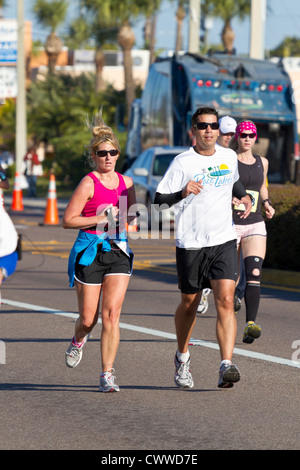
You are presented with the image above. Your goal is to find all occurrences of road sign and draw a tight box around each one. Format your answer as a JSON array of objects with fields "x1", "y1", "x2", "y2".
[
  {"x1": 0, "y1": 19, "x2": 17, "y2": 65},
  {"x1": 0, "y1": 66, "x2": 17, "y2": 98}
]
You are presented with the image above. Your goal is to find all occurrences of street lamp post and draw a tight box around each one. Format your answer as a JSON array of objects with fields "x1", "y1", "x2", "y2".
[
  {"x1": 250, "y1": 0, "x2": 266, "y2": 60},
  {"x1": 16, "y1": 0, "x2": 27, "y2": 175}
]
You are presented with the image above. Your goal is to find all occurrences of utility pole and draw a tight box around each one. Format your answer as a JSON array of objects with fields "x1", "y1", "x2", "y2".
[
  {"x1": 16, "y1": 0, "x2": 27, "y2": 174},
  {"x1": 188, "y1": 0, "x2": 201, "y2": 54},
  {"x1": 250, "y1": 0, "x2": 266, "y2": 60}
]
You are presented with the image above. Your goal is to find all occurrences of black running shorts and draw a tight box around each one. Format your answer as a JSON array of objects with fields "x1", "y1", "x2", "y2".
[
  {"x1": 75, "y1": 244, "x2": 133, "y2": 285},
  {"x1": 176, "y1": 239, "x2": 238, "y2": 294}
]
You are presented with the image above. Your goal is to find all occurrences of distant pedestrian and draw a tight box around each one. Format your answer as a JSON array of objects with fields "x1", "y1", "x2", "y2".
[
  {"x1": 63, "y1": 110, "x2": 137, "y2": 392},
  {"x1": 216, "y1": 116, "x2": 237, "y2": 149},
  {"x1": 24, "y1": 146, "x2": 41, "y2": 198}
]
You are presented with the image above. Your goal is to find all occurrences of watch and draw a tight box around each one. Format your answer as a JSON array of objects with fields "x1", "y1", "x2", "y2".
[{"x1": 262, "y1": 198, "x2": 272, "y2": 207}]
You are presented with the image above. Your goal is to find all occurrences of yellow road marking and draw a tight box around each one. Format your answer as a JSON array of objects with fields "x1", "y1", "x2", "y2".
[{"x1": 22, "y1": 240, "x2": 177, "y2": 273}]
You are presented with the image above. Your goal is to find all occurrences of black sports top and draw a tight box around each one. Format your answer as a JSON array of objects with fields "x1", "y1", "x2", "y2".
[{"x1": 233, "y1": 154, "x2": 264, "y2": 226}]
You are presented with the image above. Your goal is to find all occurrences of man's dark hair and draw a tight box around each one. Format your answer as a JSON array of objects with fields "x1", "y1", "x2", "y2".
[{"x1": 192, "y1": 107, "x2": 219, "y2": 126}]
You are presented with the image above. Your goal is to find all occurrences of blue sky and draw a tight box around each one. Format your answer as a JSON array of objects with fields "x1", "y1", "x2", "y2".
[{"x1": 2, "y1": 0, "x2": 300, "y2": 55}]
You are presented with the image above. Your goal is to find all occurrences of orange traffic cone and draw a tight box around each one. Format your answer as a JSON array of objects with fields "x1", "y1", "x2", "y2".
[
  {"x1": 11, "y1": 172, "x2": 24, "y2": 211},
  {"x1": 43, "y1": 174, "x2": 59, "y2": 225}
]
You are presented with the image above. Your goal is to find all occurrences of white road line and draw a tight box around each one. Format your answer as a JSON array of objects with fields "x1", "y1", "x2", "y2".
[{"x1": 2, "y1": 298, "x2": 300, "y2": 369}]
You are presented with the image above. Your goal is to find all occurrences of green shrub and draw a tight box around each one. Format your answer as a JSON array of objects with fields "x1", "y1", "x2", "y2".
[{"x1": 264, "y1": 184, "x2": 300, "y2": 271}]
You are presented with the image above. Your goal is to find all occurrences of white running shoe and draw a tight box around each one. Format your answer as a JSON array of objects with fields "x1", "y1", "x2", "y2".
[
  {"x1": 197, "y1": 288, "x2": 211, "y2": 314},
  {"x1": 174, "y1": 354, "x2": 194, "y2": 389},
  {"x1": 65, "y1": 335, "x2": 89, "y2": 368},
  {"x1": 99, "y1": 369, "x2": 120, "y2": 392},
  {"x1": 234, "y1": 295, "x2": 242, "y2": 314},
  {"x1": 218, "y1": 361, "x2": 241, "y2": 388}
]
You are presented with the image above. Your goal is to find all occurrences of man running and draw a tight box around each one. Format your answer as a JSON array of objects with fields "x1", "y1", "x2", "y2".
[{"x1": 155, "y1": 106, "x2": 252, "y2": 389}]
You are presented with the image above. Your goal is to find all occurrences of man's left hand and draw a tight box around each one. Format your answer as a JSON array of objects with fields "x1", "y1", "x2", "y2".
[{"x1": 238, "y1": 195, "x2": 252, "y2": 219}]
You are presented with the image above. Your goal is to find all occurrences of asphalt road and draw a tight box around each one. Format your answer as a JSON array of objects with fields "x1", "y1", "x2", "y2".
[{"x1": 0, "y1": 201, "x2": 299, "y2": 452}]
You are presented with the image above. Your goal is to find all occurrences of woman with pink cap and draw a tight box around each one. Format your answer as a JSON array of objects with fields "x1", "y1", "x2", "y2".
[{"x1": 230, "y1": 120, "x2": 275, "y2": 344}]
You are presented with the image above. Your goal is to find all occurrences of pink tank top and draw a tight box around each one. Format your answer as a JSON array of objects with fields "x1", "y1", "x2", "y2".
[{"x1": 81, "y1": 172, "x2": 128, "y2": 234}]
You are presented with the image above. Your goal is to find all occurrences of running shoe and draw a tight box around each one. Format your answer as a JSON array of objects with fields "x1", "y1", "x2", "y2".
[
  {"x1": 174, "y1": 354, "x2": 194, "y2": 389},
  {"x1": 197, "y1": 288, "x2": 211, "y2": 314},
  {"x1": 218, "y1": 361, "x2": 241, "y2": 388},
  {"x1": 65, "y1": 334, "x2": 89, "y2": 368},
  {"x1": 234, "y1": 295, "x2": 242, "y2": 314},
  {"x1": 99, "y1": 369, "x2": 120, "y2": 392},
  {"x1": 243, "y1": 322, "x2": 262, "y2": 344}
]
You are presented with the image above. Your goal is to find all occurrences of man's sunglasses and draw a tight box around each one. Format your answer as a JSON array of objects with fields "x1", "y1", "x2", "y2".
[
  {"x1": 193, "y1": 122, "x2": 219, "y2": 130},
  {"x1": 239, "y1": 133, "x2": 257, "y2": 139},
  {"x1": 95, "y1": 149, "x2": 119, "y2": 157}
]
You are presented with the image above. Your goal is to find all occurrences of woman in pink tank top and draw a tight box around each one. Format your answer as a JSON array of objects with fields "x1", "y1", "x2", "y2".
[{"x1": 63, "y1": 111, "x2": 137, "y2": 392}]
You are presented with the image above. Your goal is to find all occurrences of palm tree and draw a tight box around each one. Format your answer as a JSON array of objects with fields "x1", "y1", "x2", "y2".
[
  {"x1": 117, "y1": 19, "x2": 136, "y2": 115},
  {"x1": 204, "y1": 0, "x2": 251, "y2": 54},
  {"x1": 270, "y1": 37, "x2": 300, "y2": 58},
  {"x1": 32, "y1": 0, "x2": 69, "y2": 73},
  {"x1": 67, "y1": 1, "x2": 118, "y2": 92},
  {"x1": 143, "y1": 0, "x2": 162, "y2": 64},
  {"x1": 0, "y1": 0, "x2": 6, "y2": 18},
  {"x1": 69, "y1": 1, "x2": 162, "y2": 116},
  {"x1": 109, "y1": 0, "x2": 162, "y2": 118}
]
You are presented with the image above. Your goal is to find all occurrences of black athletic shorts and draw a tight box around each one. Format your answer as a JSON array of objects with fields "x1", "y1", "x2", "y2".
[
  {"x1": 176, "y1": 239, "x2": 238, "y2": 294},
  {"x1": 75, "y1": 244, "x2": 133, "y2": 285}
]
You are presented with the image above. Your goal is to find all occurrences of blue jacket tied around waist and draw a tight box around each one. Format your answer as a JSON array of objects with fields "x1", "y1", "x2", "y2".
[{"x1": 68, "y1": 229, "x2": 127, "y2": 287}]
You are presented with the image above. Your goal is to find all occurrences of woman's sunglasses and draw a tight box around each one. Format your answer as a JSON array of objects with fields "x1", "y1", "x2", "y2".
[
  {"x1": 193, "y1": 122, "x2": 219, "y2": 130},
  {"x1": 95, "y1": 149, "x2": 119, "y2": 157},
  {"x1": 239, "y1": 133, "x2": 257, "y2": 139}
]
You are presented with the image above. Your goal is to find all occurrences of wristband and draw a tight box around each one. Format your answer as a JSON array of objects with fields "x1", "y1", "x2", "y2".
[{"x1": 262, "y1": 198, "x2": 272, "y2": 207}]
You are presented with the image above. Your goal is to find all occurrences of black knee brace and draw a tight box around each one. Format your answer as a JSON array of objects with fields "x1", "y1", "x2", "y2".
[{"x1": 244, "y1": 256, "x2": 263, "y2": 283}]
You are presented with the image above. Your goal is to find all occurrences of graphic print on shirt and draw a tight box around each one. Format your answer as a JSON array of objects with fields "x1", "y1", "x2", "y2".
[{"x1": 194, "y1": 163, "x2": 234, "y2": 187}]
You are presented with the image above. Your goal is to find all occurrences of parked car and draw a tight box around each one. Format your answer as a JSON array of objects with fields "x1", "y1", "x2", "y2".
[{"x1": 125, "y1": 146, "x2": 188, "y2": 228}]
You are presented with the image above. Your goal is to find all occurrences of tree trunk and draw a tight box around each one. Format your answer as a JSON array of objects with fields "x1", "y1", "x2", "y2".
[
  {"x1": 175, "y1": 5, "x2": 186, "y2": 54},
  {"x1": 117, "y1": 21, "x2": 136, "y2": 121},
  {"x1": 95, "y1": 48, "x2": 105, "y2": 92},
  {"x1": 149, "y1": 15, "x2": 157, "y2": 65},
  {"x1": 221, "y1": 19, "x2": 235, "y2": 54},
  {"x1": 45, "y1": 32, "x2": 63, "y2": 74},
  {"x1": 144, "y1": 16, "x2": 151, "y2": 48}
]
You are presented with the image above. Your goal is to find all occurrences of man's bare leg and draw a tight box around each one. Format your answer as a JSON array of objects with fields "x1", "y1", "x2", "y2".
[{"x1": 210, "y1": 278, "x2": 240, "y2": 388}]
